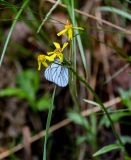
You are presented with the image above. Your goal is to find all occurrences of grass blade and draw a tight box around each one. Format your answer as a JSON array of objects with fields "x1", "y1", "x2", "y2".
[
  {"x1": 37, "y1": 0, "x2": 61, "y2": 33},
  {"x1": 93, "y1": 144, "x2": 122, "y2": 157},
  {"x1": 43, "y1": 85, "x2": 56, "y2": 160},
  {"x1": 98, "y1": 6, "x2": 131, "y2": 20},
  {"x1": 0, "y1": 0, "x2": 29, "y2": 67}
]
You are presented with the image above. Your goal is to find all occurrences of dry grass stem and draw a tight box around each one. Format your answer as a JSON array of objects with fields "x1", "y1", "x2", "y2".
[
  {"x1": 46, "y1": 0, "x2": 131, "y2": 35},
  {"x1": 0, "y1": 97, "x2": 121, "y2": 159}
]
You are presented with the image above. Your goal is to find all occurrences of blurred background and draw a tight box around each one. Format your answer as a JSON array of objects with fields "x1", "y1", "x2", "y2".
[{"x1": 0, "y1": 0, "x2": 131, "y2": 159}]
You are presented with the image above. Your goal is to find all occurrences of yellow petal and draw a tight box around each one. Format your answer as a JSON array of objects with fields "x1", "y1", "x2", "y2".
[
  {"x1": 73, "y1": 27, "x2": 84, "y2": 30},
  {"x1": 53, "y1": 42, "x2": 60, "y2": 49},
  {"x1": 42, "y1": 62, "x2": 48, "y2": 68},
  {"x1": 45, "y1": 54, "x2": 56, "y2": 62},
  {"x1": 68, "y1": 28, "x2": 73, "y2": 40},
  {"x1": 62, "y1": 42, "x2": 68, "y2": 51},
  {"x1": 38, "y1": 55, "x2": 45, "y2": 62},
  {"x1": 47, "y1": 51, "x2": 54, "y2": 55},
  {"x1": 58, "y1": 53, "x2": 63, "y2": 62},
  {"x1": 57, "y1": 28, "x2": 67, "y2": 36},
  {"x1": 38, "y1": 61, "x2": 41, "y2": 71}
]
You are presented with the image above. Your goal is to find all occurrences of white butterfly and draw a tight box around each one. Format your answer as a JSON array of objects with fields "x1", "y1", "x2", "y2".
[{"x1": 44, "y1": 60, "x2": 69, "y2": 87}]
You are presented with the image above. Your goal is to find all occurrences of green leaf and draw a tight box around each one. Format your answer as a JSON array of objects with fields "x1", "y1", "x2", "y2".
[
  {"x1": 67, "y1": 111, "x2": 90, "y2": 129},
  {"x1": 0, "y1": 69, "x2": 41, "y2": 110},
  {"x1": 126, "y1": 0, "x2": 131, "y2": 3},
  {"x1": 77, "y1": 136, "x2": 87, "y2": 145},
  {"x1": 90, "y1": 113, "x2": 97, "y2": 136},
  {"x1": 124, "y1": 156, "x2": 131, "y2": 160},
  {"x1": 100, "y1": 111, "x2": 131, "y2": 127},
  {"x1": 120, "y1": 136, "x2": 131, "y2": 144},
  {"x1": 98, "y1": 6, "x2": 131, "y2": 20},
  {"x1": 0, "y1": 88, "x2": 27, "y2": 98},
  {"x1": 36, "y1": 95, "x2": 52, "y2": 111},
  {"x1": 118, "y1": 88, "x2": 131, "y2": 109},
  {"x1": 93, "y1": 144, "x2": 122, "y2": 157},
  {"x1": 16, "y1": 70, "x2": 39, "y2": 103},
  {"x1": 17, "y1": 70, "x2": 39, "y2": 92}
]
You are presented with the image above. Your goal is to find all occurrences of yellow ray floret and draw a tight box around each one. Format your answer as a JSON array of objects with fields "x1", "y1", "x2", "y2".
[
  {"x1": 57, "y1": 19, "x2": 84, "y2": 40},
  {"x1": 37, "y1": 54, "x2": 48, "y2": 70}
]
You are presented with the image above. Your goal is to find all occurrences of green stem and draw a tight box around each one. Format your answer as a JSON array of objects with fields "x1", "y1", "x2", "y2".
[
  {"x1": 0, "y1": 0, "x2": 29, "y2": 67},
  {"x1": 43, "y1": 85, "x2": 57, "y2": 160},
  {"x1": 69, "y1": 67, "x2": 124, "y2": 148},
  {"x1": 69, "y1": 41, "x2": 80, "y2": 110}
]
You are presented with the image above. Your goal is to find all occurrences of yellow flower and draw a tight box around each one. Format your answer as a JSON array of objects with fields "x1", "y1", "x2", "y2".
[
  {"x1": 46, "y1": 42, "x2": 68, "y2": 62},
  {"x1": 37, "y1": 54, "x2": 48, "y2": 70},
  {"x1": 37, "y1": 42, "x2": 68, "y2": 70},
  {"x1": 57, "y1": 19, "x2": 84, "y2": 40}
]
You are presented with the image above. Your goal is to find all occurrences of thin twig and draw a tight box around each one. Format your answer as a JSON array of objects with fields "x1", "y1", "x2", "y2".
[
  {"x1": 105, "y1": 63, "x2": 130, "y2": 84},
  {"x1": 46, "y1": 0, "x2": 131, "y2": 35},
  {"x1": 37, "y1": 0, "x2": 61, "y2": 33},
  {"x1": 0, "y1": 97, "x2": 121, "y2": 159}
]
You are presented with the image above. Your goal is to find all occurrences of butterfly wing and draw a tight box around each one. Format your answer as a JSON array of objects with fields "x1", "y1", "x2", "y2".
[
  {"x1": 44, "y1": 62, "x2": 69, "y2": 87},
  {"x1": 44, "y1": 63, "x2": 59, "y2": 82},
  {"x1": 54, "y1": 65, "x2": 68, "y2": 87}
]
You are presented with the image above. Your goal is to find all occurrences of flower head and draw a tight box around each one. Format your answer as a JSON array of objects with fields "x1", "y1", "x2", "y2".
[
  {"x1": 37, "y1": 54, "x2": 48, "y2": 70},
  {"x1": 57, "y1": 19, "x2": 84, "y2": 40},
  {"x1": 46, "y1": 42, "x2": 68, "y2": 62}
]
